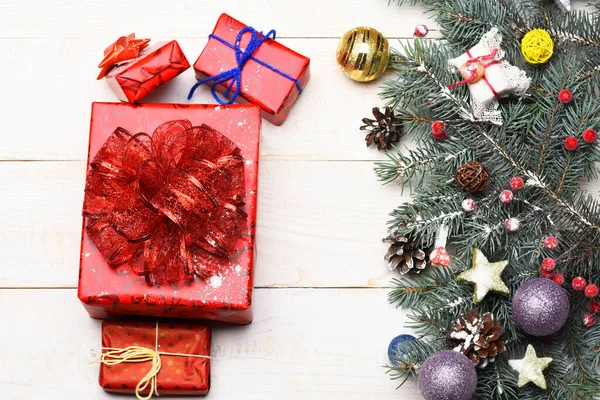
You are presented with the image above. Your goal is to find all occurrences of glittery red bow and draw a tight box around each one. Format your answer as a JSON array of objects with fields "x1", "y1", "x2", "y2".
[
  {"x1": 97, "y1": 33, "x2": 151, "y2": 80},
  {"x1": 83, "y1": 120, "x2": 247, "y2": 285}
]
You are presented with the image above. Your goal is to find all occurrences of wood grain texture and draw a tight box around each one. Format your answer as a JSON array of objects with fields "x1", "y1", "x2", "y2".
[
  {"x1": 0, "y1": 160, "x2": 409, "y2": 288},
  {"x1": 0, "y1": 37, "x2": 405, "y2": 161},
  {"x1": 0, "y1": 288, "x2": 421, "y2": 399},
  {"x1": 0, "y1": 1, "x2": 435, "y2": 39},
  {"x1": 0, "y1": 1, "x2": 435, "y2": 398}
]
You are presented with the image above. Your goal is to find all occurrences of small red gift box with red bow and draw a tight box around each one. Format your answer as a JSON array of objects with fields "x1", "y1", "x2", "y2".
[
  {"x1": 98, "y1": 320, "x2": 210, "y2": 396},
  {"x1": 191, "y1": 13, "x2": 310, "y2": 125},
  {"x1": 98, "y1": 35, "x2": 190, "y2": 103},
  {"x1": 78, "y1": 102, "x2": 260, "y2": 324}
]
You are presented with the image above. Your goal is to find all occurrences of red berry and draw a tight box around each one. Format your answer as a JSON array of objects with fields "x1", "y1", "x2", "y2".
[
  {"x1": 572, "y1": 277, "x2": 587, "y2": 291},
  {"x1": 510, "y1": 176, "x2": 524, "y2": 190},
  {"x1": 590, "y1": 301, "x2": 600, "y2": 313},
  {"x1": 585, "y1": 284, "x2": 599, "y2": 298},
  {"x1": 499, "y1": 190, "x2": 514, "y2": 204},
  {"x1": 564, "y1": 136, "x2": 579, "y2": 151},
  {"x1": 558, "y1": 89, "x2": 573, "y2": 104},
  {"x1": 543, "y1": 236, "x2": 559, "y2": 250},
  {"x1": 541, "y1": 257, "x2": 556, "y2": 272},
  {"x1": 414, "y1": 24, "x2": 429, "y2": 38},
  {"x1": 552, "y1": 273, "x2": 565, "y2": 285},
  {"x1": 432, "y1": 121, "x2": 446, "y2": 140},
  {"x1": 583, "y1": 128, "x2": 598, "y2": 144},
  {"x1": 583, "y1": 312, "x2": 598, "y2": 327},
  {"x1": 461, "y1": 198, "x2": 476, "y2": 213},
  {"x1": 539, "y1": 267, "x2": 554, "y2": 278},
  {"x1": 505, "y1": 217, "x2": 520, "y2": 232}
]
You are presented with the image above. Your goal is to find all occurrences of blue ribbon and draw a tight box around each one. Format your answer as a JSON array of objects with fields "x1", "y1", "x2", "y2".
[{"x1": 187, "y1": 26, "x2": 303, "y2": 105}]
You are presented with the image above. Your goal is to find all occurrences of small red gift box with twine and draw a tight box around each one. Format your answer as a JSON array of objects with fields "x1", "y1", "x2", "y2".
[{"x1": 93, "y1": 320, "x2": 210, "y2": 398}]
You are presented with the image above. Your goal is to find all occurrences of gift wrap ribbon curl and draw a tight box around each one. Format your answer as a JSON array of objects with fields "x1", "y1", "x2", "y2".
[
  {"x1": 91, "y1": 322, "x2": 210, "y2": 400},
  {"x1": 187, "y1": 26, "x2": 303, "y2": 104},
  {"x1": 448, "y1": 48, "x2": 501, "y2": 99},
  {"x1": 83, "y1": 119, "x2": 248, "y2": 285}
]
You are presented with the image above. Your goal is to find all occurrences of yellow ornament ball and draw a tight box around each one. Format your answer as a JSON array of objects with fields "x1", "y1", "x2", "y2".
[
  {"x1": 521, "y1": 29, "x2": 554, "y2": 64},
  {"x1": 336, "y1": 27, "x2": 390, "y2": 82}
]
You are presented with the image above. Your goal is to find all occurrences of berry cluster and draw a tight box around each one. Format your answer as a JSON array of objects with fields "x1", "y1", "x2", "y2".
[
  {"x1": 572, "y1": 277, "x2": 600, "y2": 327},
  {"x1": 538, "y1": 236, "x2": 564, "y2": 285},
  {"x1": 500, "y1": 177, "x2": 524, "y2": 232},
  {"x1": 558, "y1": 89, "x2": 598, "y2": 151},
  {"x1": 584, "y1": 302, "x2": 600, "y2": 328}
]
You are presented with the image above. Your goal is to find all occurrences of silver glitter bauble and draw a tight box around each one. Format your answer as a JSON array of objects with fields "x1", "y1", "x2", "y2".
[
  {"x1": 512, "y1": 278, "x2": 569, "y2": 336},
  {"x1": 418, "y1": 350, "x2": 477, "y2": 400}
]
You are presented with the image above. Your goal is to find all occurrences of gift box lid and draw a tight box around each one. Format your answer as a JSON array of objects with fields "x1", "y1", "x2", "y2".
[{"x1": 78, "y1": 102, "x2": 260, "y2": 324}]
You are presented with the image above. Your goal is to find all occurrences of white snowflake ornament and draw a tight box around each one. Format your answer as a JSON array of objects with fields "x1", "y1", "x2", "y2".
[{"x1": 448, "y1": 28, "x2": 531, "y2": 125}]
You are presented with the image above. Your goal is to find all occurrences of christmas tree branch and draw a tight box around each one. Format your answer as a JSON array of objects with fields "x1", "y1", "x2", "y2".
[{"x1": 536, "y1": 103, "x2": 562, "y2": 174}]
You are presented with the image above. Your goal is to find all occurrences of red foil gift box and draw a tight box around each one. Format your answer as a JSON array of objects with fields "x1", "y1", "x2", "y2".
[
  {"x1": 78, "y1": 102, "x2": 260, "y2": 324},
  {"x1": 98, "y1": 320, "x2": 210, "y2": 396},
  {"x1": 192, "y1": 13, "x2": 310, "y2": 126},
  {"x1": 101, "y1": 39, "x2": 190, "y2": 103}
]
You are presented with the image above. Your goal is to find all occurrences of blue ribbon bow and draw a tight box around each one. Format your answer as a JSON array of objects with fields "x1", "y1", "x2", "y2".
[{"x1": 187, "y1": 26, "x2": 303, "y2": 104}]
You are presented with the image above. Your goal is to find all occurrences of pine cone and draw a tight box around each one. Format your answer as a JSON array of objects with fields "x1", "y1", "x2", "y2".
[
  {"x1": 383, "y1": 233, "x2": 427, "y2": 274},
  {"x1": 447, "y1": 310, "x2": 505, "y2": 368},
  {"x1": 360, "y1": 107, "x2": 403, "y2": 150}
]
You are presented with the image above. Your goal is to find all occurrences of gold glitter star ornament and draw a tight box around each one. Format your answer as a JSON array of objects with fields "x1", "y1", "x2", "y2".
[
  {"x1": 509, "y1": 345, "x2": 552, "y2": 389},
  {"x1": 457, "y1": 249, "x2": 510, "y2": 303}
]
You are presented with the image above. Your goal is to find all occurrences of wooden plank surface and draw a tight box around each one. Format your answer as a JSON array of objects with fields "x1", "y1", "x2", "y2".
[
  {"x1": 0, "y1": 38, "x2": 399, "y2": 161},
  {"x1": 0, "y1": 1, "x2": 434, "y2": 39},
  {"x1": 0, "y1": 160, "x2": 408, "y2": 288},
  {"x1": 0, "y1": 0, "x2": 435, "y2": 398},
  {"x1": 0, "y1": 288, "x2": 421, "y2": 400}
]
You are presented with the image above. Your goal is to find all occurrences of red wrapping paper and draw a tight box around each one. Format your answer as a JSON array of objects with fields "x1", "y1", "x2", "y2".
[
  {"x1": 99, "y1": 320, "x2": 210, "y2": 396},
  {"x1": 104, "y1": 40, "x2": 190, "y2": 103},
  {"x1": 193, "y1": 13, "x2": 310, "y2": 126},
  {"x1": 78, "y1": 102, "x2": 260, "y2": 324}
]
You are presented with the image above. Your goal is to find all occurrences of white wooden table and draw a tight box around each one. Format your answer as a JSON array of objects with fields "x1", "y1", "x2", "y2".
[{"x1": 0, "y1": 1, "x2": 435, "y2": 398}]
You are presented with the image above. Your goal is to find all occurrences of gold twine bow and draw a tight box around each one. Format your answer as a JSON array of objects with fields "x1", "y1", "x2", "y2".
[{"x1": 91, "y1": 322, "x2": 210, "y2": 400}]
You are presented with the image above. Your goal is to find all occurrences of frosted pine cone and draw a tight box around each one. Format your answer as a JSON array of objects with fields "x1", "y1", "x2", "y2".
[
  {"x1": 361, "y1": 107, "x2": 404, "y2": 150},
  {"x1": 383, "y1": 233, "x2": 427, "y2": 274},
  {"x1": 447, "y1": 310, "x2": 505, "y2": 368}
]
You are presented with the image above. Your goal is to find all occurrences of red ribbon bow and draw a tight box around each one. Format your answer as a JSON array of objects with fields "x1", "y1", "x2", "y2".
[
  {"x1": 83, "y1": 120, "x2": 247, "y2": 285},
  {"x1": 97, "y1": 33, "x2": 151, "y2": 80},
  {"x1": 448, "y1": 48, "x2": 500, "y2": 93}
]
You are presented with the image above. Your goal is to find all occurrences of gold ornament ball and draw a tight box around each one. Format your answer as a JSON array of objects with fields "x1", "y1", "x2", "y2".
[
  {"x1": 521, "y1": 29, "x2": 554, "y2": 65},
  {"x1": 336, "y1": 27, "x2": 390, "y2": 82}
]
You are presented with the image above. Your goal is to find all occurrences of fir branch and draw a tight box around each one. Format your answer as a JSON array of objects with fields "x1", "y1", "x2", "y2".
[{"x1": 381, "y1": 1, "x2": 600, "y2": 398}]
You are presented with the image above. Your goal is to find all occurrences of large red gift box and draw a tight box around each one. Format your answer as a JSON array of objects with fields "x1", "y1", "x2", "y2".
[
  {"x1": 103, "y1": 40, "x2": 190, "y2": 103},
  {"x1": 78, "y1": 102, "x2": 260, "y2": 324},
  {"x1": 192, "y1": 13, "x2": 310, "y2": 126},
  {"x1": 99, "y1": 320, "x2": 210, "y2": 396}
]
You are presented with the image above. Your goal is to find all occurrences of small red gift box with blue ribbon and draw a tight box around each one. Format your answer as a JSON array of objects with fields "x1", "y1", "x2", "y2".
[{"x1": 189, "y1": 13, "x2": 311, "y2": 126}]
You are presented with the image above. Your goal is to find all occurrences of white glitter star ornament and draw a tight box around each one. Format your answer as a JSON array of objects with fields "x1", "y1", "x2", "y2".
[
  {"x1": 448, "y1": 28, "x2": 531, "y2": 125},
  {"x1": 457, "y1": 248, "x2": 510, "y2": 304},
  {"x1": 554, "y1": 0, "x2": 571, "y2": 12},
  {"x1": 509, "y1": 345, "x2": 553, "y2": 389}
]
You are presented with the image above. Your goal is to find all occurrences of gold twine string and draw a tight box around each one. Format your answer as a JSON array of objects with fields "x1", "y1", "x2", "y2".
[{"x1": 91, "y1": 321, "x2": 210, "y2": 400}]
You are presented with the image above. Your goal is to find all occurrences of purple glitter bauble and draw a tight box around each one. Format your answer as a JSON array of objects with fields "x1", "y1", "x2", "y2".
[
  {"x1": 418, "y1": 350, "x2": 477, "y2": 400},
  {"x1": 512, "y1": 278, "x2": 569, "y2": 337}
]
